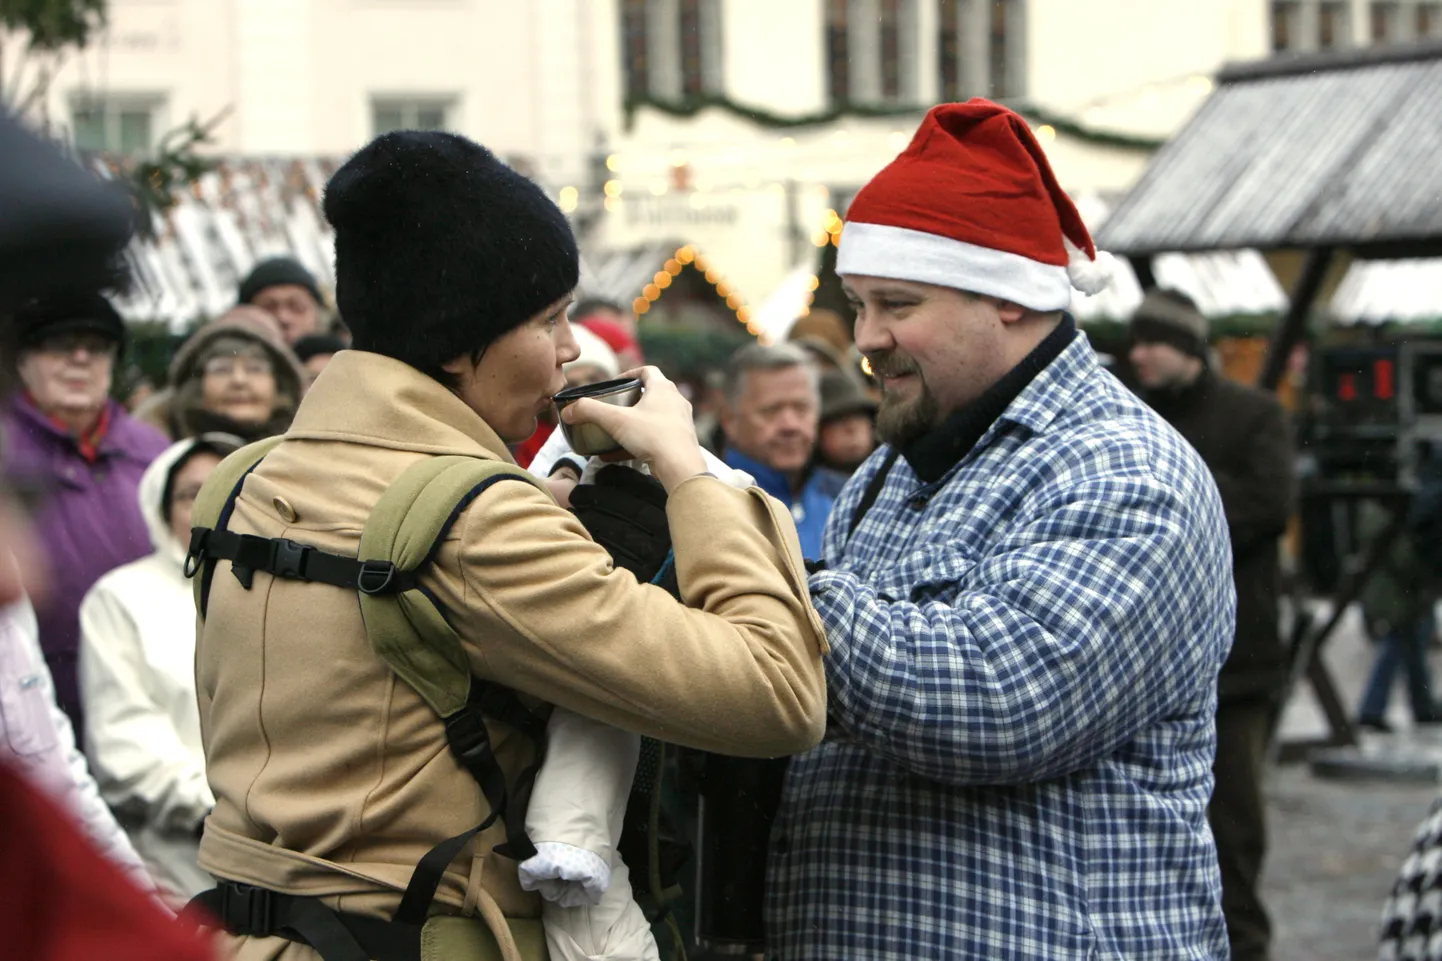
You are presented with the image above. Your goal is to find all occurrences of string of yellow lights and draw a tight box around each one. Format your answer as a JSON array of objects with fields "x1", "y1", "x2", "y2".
[
  {"x1": 810, "y1": 208, "x2": 844, "y2": 248},
  {"x1": 630, "y1": 244, "x2": 761, "y2": 338}
]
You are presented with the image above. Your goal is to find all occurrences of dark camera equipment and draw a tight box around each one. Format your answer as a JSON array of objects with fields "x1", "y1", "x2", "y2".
[
  {"x1": 692, "y1": 753, "x2": 790, "y2": 955},
  {"x1": 1299, "y1": 341, "x2": 1442, "y2": 591}
]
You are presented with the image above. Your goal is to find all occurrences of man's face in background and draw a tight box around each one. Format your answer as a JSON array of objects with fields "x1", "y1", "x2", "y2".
[{"x1": 722, "y1": 364, "x2": 820, "y2": 476}]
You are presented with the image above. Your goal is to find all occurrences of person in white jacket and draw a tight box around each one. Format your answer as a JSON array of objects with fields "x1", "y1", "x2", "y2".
[
  {"x1": 0, "y1": 590, "x2": 157, "y2": 897},
  {"x1": 78, "y1": 432, "x2": 242, "y2": 903}
]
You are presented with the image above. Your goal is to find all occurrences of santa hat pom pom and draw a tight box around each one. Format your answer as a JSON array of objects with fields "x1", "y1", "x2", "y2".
[{"x1": 1065, "y1": 238, "x2": 1117, "y2": 297}]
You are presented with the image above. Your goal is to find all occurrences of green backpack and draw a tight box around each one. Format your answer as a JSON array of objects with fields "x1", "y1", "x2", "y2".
[{"x1": 185, "y1": 436, "x2": 551, "y2": 926}]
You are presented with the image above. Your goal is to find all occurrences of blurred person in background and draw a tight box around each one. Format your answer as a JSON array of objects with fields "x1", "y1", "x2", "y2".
[
  {"x1": 577, "y1": 312, "x2": 644, "y2": 371},
  {"x1": 720, "y1": 342, "x2": 837, "y2": 559},
  {"x1": 136, "y1": 305, "x2": 306, "y2": 443},
  {"x1": 0, "y1": 109, "x2": 212, "y2": 961},
  {"x1": 291, "y1": 332, "x2": 347, "y2": 386},
  {"x1": 563, "y1": 324, "x2": 621, "y2": 389},
  {"x1": 572, "y1": 296, "x2": 638, "y2": 340},
  {"x1": 814, "y1": 369, "x2": 878, "y2": 479},
  {"x1": 1, "y1": 588, "x2": 157, "y2": 895},
  {"x1": 237, "y1": 256, "x2": 328, "y2": 345},
  {"x1": 118, "y1": 364, "x2": 157, "y2": 413},
  {"x1": 787, "y1": 308, "x2": 853, "y2": 362},
  {"x1": 1, "y1": 293, "x2": 169, "y2": 735},
  {"x1": 1354, "y1": 499, "x2": 1442, "y2": 732},
  {"x1": 1129, "y1": 287, "x2": 1295, "y2": 961},
  {"x1": 80, "y1": 433, "x2": 242, "y2": 904}
]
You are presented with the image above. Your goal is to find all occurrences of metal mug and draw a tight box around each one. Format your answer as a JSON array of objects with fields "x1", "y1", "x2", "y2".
[{"x1": 553, "y1": 377, "x2": 644, "y2": 456}]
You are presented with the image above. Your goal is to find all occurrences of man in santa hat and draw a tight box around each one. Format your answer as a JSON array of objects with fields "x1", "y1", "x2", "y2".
[{"x1": 767, "y1": 101, "x2": 1233, "y2": 960}]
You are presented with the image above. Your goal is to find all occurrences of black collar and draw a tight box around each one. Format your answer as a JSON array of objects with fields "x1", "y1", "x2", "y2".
[{"x1": 901, "y1": 315, "x2": 1077, "y2": 484}]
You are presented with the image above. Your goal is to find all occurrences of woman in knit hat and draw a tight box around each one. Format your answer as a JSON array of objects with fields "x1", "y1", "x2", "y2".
[
  {"x1": 189, "y1": 130, "x2": 824, "y2": 961},
  {"x1": 136, "y1": 305, "x2": 306, "y2": 443}
]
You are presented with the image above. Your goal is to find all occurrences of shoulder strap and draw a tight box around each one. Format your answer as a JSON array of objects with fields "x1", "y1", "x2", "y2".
[
  {"x1": 187, "y1": 436, "x2": 286, "y2": 619},
  {"x1": 357, "y1": 455, "x2": 545, "y2": 719},
  {"x1": 847, "y1": 447, "x2": 900, "y2": 540},
  {"x1": 356, "y1": 455, "x2": 553, "y2": 893}
]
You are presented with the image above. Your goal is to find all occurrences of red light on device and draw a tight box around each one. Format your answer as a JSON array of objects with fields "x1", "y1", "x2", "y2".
[
  {"x1": 1338, "y1": 372, "x2": 1358, "y2": 401},
  {"x1": 1375, "y1": 359, "x2": 1395, "y2": 400}
]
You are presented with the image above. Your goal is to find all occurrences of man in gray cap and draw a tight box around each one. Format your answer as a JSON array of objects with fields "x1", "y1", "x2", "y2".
[{"x1": 1129, "y1": 287, "x2": 1295, "y2": 961}]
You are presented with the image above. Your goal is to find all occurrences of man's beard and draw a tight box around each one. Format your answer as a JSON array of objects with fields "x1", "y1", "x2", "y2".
[{"x1": 870, "y1": 351, "x2": 940, "y2": 448}]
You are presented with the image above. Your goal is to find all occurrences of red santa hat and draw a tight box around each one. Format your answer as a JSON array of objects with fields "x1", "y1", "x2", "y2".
[{"x1": 837, "y1": 99, "x2": 1116, "y2": 311}]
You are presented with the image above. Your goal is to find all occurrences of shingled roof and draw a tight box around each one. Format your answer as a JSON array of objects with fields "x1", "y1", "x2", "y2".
[{"x1": 1097, "y1": 39, "x2": 1442, "y2": 257}]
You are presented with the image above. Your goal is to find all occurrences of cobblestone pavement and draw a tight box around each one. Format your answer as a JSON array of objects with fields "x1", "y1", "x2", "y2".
[
  {"x1": 1266, "y1": 602, "x2": 1442, "y2": 961},
  {"x1": 1263, "y1": 765, "x2": 1435, "y2": 961}
]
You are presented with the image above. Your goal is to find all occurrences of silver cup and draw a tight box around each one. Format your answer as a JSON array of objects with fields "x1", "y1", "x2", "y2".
[{"x1": 553, "y1": 377, "x2": 644, "y2": 456}]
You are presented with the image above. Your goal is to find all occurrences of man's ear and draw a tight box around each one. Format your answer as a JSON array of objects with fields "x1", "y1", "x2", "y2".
[{"x1": 994, "y1": 299, "x2": 1028, "y2": 325}]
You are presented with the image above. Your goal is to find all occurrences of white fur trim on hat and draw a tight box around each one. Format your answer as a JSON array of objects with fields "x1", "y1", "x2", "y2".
[
  {"x1": 565, "y1": 325, "x2": 621, "y2": 380},
  {"x1": 837, "y1": 222, "x2": 1074, "y2": 311},
  {"x1": 1064, "y1": 237, "x2": 1117, "y2": 297}
]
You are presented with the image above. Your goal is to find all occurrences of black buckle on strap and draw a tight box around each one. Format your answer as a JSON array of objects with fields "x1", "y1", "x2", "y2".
[
  {"x1": 184, "y1": 528, "x2": 209, "y2": 579},
  {"x1": 269, "y1": 538, "x2": 311, "y2": 580},
  {"x1": 357, "y1": 560, "x2": 398, "y2": 595},
  {"x1": 219, "y1": 882, "x2": 275, "y2": 937}
]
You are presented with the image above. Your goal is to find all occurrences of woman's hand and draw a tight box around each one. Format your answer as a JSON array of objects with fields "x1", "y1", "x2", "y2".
[{"x1": 559, "y1": 366, "x2": 707, "y2": 492}]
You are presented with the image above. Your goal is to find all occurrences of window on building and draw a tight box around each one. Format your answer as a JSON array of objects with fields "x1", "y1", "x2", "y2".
[
  {"x1": 1420, "y1": 2, "x2": 1442, "y2": 37},
  {"x1": 826, "y1": 0, "x2": 852, "y2": 103},
  {"x1": 988, "y1": 0, "x2": 1022, "y2": 98},
  {"x1": 934, "y1": 0, "x2": 1024, "y2": 101},
  {"x1": 1272, "y1": 0, "x2": 1302, "y2": 51},
  {"x1": 938, "y1": 0, "x2": 961, "y2": 100},
  {"x1": 880, "y1": 0, "x2": 906, "y2": 99},
  {"x1": 70, "y1": 96, "x2": 162, "y2": 155},
  {"x1": 622, "y1": 0, "x2": 650, "y2": 100},
  {"x1": 677, "y1": 0, "x2": 723, "y2": 98},
  {"x1": 620, "y1": 0, "x2": 721, "y2": 102},
  {"x1": 1318, "y1": 0, "x2": 1350, "y2": 48},
  {"x1": 1371, "y1": 1, "x2": 1401, "y2": 41},
  {"x1": 371, "y1": 98, "x2": 452, "y2": 137}
]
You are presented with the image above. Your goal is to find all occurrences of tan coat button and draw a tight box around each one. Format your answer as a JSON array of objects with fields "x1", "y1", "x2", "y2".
[{"x1": 272, "y1": 496, "x2": 298, "y2": 523}]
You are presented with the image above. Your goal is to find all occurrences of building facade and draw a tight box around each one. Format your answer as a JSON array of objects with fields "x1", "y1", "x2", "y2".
[{"x1": 34, "y1": 0, "x2": 1286, "y2": 327}]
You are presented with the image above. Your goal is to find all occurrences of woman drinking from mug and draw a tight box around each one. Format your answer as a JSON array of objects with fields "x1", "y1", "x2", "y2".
[{"x1": 188, "y1": 131, "x2": 826, "y2": 961}]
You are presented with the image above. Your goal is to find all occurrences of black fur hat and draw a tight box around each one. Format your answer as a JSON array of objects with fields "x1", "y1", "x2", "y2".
[{"x1": 322, "y1": 131, "x2": 578, "y2": 382}]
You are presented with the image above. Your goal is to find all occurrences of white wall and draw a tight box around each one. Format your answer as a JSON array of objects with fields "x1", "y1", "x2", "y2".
[{"x1": 37, "y1": 0, "x2": 1272, "y2": 306}]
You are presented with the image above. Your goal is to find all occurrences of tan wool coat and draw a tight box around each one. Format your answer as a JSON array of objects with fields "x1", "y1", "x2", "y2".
[{"x1": 193, "y1": 350, "x2": 827, "y2": 960}]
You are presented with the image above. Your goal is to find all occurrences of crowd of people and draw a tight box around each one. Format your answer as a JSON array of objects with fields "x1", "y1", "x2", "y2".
[{"x1": 5, "y1": 98, "x2": 1442, "y2": 961}]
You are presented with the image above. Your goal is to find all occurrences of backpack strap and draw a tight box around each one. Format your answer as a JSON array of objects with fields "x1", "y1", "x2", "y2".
[
  {"x1": 357, "y1": 455, "x2": 546, "y2": 718},
  {"x1": 356, "y1": 456, "x2": 553, "y2": 916},
  {"x1": 186, "y1": 449, "x2": 555, "y2": 919},
  {"x1": 186, "y1": 436, "x2": 287, "y2": 619}
]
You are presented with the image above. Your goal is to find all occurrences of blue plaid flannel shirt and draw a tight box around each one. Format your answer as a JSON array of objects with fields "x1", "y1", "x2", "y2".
[{"x1": 767, "y1": 333, "x2": 1234, "y2": 960}]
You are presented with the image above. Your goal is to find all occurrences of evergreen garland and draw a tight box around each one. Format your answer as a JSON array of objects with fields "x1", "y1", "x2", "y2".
[{"x1": 622, "y1": 95, "x2": 1166, "y2": 151}]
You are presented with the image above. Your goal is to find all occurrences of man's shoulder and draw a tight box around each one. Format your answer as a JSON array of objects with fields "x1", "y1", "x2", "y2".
[
  {"x1": 1206, "y1": 372, "x2": 1286, "y2": 421},
  {"x1": 1027, "y1": 368, "x2": 1200, "y2": 479}
]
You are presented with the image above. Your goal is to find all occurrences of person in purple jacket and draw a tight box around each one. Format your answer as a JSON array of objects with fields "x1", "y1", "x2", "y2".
[{"x1": 1, "y1": 292, "x2": 168, "y2": 734}]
